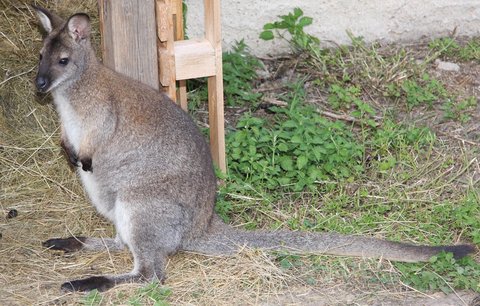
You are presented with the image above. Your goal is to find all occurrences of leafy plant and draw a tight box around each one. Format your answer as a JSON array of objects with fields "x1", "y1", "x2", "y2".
[
  {"x1": 81, "y1": 289, "x2": 102, "y2": 306},
  {"x1": 429, "y1": 37, "x2": 480, "y2": 61},
  {"x1": 128, "y1": 282, "x2": 172, "y2": 306},
  {"x1": 370, "y1": 119, "x2": 436, "y2": 155},
  {"x1": 327, "y1": 84, "x2": 362, "y2": 109},
  {"x1": 441, "y1": 96, "x2": 477, "y2": 123},
  {"x1": 327, "y1": 84, "x2": 377, "y2": 127},
  {"x1": 400, "y1": 74, "x2": 447, "y2": 110},
  {"x1": 428, "y1": 37, "x2": 461, "y2": 58},
  {"x1": 222, "y1": 40, "x2": 263, "y2": 106},
  {"x1": 260, "y1": 7, "x2": 319, "y2": 53},
  {"x1": 226, "y1": 80, "x2": 364, "y2": 192},
  {"x1": 396, "y1": 252, "x2": 480, "y2": 293},
  {"x1": 451, "y1": 192, "x2": 480, "y2": 244}
]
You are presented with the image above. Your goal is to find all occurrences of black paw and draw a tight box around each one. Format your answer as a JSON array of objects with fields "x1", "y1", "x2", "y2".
[
  {"x1": 43, "y1": 237, "x2": 86, "y2": 253},
  {"x1": 61, "y1": 140, "x2": 80, "y2": 169},
  {"x1": 80, "y1": 157, "x2": 92, "y2": 172},
  {"x1": 67, "y1": 153, "x2": 80, "y2": 168},
  {"x1": 61, "y1": 276, "x2": 115, "y2": 292}
]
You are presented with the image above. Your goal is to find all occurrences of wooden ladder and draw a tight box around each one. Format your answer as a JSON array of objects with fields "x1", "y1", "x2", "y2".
[{"x1": 98, "y1": 0, "x2": 226, "y2": 172}]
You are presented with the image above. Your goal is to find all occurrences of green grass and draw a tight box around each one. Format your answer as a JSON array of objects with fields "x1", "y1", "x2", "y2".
[
  {"x1": 81, "y1": 282, "x2": 172, "y2": 306},
  {"x1": 429, "y1": 37, "x2": 480, "y2": 61}
]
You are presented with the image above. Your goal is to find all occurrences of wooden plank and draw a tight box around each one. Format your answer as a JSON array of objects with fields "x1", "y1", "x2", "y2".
[
  {"x1": 99, "y1": 0, "x2": 159, "y2": 90},
  {"x1": 174, "y1": 39, "x2": 216, "y2": 80},
  {"x1": 156, "y1": 0, "x2": 177, "y2": 100},
  {"x1": 204, "y1": 0, "x2": 226, "y2": 172},
  {"x1": 174, "y1": 0, "x2": 187, "y2": 110}
]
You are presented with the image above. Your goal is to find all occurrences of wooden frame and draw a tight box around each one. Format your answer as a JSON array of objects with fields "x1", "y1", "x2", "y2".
[{"x1": 98, "y1": 0, "x2": 226, "y2": 172}]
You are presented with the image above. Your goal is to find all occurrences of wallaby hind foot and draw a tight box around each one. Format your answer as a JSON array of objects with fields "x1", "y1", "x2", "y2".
[{"x1": 43, "y1": 236, "x2": 125, "y2": 253}]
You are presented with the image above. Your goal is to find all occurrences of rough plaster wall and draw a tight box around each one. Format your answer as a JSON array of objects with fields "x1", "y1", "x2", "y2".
[{"x1": 184, "y1": 0, "x2": 480, "y2": 56}]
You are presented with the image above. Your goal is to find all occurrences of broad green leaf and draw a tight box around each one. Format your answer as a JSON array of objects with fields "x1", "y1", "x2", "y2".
[
  {"x1": 277, "y1": 143, "x2": 289, "y2": 152},
  {"x1": 280, "y1": 157, "x2": 294, "y2": 171},
  {"x1": 298, "y1": 16, "x2": 313, "y2": 27},
  {"x1": 260, "y1": 30, "x2": 274, "y2": 40},
  {"x1": 293, "y1": 7, "x2": 303, "y2": 18},
  {"x1": 297, "y1": 155, "x2": 308, "y2": 169}
]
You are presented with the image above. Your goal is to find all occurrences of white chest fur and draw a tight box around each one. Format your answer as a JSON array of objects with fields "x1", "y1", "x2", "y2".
[
  {"x1": 52, "y1": 92, "x2": 83, "y2": 152},
  {"x1": 52, "y1": 91, "x2": 113, "y2": 220}
]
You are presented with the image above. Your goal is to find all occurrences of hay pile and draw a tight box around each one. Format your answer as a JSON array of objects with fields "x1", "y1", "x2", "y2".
[{"x1": 0, "y1": 1, "x2": 300, "y2": 305}]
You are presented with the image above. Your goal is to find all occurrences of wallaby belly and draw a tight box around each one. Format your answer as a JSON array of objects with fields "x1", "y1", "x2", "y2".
[{"x1": 78, "y1": 170, "x2": 116, "y2": 221}]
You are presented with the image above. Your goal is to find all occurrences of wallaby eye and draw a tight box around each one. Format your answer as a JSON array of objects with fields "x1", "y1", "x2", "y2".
[
  {"x1": 39, "y1": 54, "x2": 43, "y2": 61},
  {"x1": 59, "y1": 58, "x2": 69, "y2": 66}
]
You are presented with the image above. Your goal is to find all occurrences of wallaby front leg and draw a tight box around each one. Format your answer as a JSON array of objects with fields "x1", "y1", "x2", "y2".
[
  {"x1": 78, "y1": 136, "x2": 94, "y2": 172},
  {"x1": 60, "y1": 138, "x2": 80, "y2": 169},
  {"x1": 60, "y1": 126, "x2": 80, "y2": 169}
]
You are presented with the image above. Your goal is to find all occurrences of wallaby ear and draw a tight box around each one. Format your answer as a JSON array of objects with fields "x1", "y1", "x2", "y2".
[
  {"x1": 32, "y1": 5, "x2": 64, "y2": 34},
  {"x1": 67, "y1": 13, "x2": 91, "y2": 42}
]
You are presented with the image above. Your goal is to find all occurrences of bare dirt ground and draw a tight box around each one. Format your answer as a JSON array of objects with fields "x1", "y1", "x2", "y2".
[{"x1": 1, "y1": 1, "x2": 479, "y2": 305}]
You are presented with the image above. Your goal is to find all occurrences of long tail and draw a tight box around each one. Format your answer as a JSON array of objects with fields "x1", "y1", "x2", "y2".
[{"x1": 182, "y1": 216, "x2": 476, "y2": 262}]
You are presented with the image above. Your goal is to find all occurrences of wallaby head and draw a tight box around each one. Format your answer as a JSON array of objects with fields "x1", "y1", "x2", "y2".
[{"x1": 34, "y1": 6, "x2": 93, "y2": 93}]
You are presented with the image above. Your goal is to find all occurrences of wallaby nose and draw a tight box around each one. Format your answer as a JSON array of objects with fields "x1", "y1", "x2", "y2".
[{"x1": 36, "y1": 76, "x2": 48, "y2": 92}]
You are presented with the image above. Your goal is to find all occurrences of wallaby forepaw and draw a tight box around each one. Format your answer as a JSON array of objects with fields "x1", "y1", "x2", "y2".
[
  {"x1": 61, "y1": 276, "x2": 114, "y2": 292},
  {"x1": 80, "y1": 157, "x2": 92, "y2": 172},
  {"x1": 43, "y1": 237, "x2": 86, "y2": 253}
]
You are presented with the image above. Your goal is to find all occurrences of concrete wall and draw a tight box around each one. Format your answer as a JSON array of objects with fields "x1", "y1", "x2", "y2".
[{"x1": 184, "y1": 0, "x2": 480, "y2": 56}]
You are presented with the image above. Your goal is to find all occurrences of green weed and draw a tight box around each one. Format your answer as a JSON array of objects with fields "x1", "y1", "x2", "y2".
[
  {"x1": 442, "y1": 96, "x2": 478, "y2": 123},
  {"x1": 396, "y1": 252, "x2": 480, "y2": 293},
  {"x1": 79, "y1": 283, "x2": 171, "y2": 306},
  {"x1": 429, "y1": 37, "x2": 480, "y2": 61},
  {"x1": 225, "y1": 80, "x2": 364, "y2": 193},
  {"x1": 128, "y1": 282, "x2": 172, "y2": 306},
  {"x1": 81, "y1": 289, "x2": 102, "y2": 306},
  {"x1": 222, "y1": 40, "x2": 263, "y2": 106},
  {"x1": 260, "y1": 7, "x2": 319, "y2": 54},
  {"x1": 400, "y1": 73, "x2": 448, "y2": 110}
]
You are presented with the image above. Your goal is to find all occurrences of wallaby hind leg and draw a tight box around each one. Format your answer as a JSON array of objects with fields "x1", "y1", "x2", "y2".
[
  {"x1": 61, "y1": 199, "x2": 186, "y2": 292},
  {"x1": 43, "y1": 234, "x2": 125, "y2": 253}
]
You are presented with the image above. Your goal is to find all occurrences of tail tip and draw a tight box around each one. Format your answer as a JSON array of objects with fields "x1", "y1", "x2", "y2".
[{"x1": 442, "y1": 244, "x2": 476, "y2": 259}]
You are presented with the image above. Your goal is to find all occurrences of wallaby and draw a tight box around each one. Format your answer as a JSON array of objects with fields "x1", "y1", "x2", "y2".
[{"x1": 33, "y1": 6, "x2": 475, "y2": 292}]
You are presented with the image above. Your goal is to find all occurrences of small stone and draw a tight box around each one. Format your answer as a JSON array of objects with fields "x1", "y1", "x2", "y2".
[
  {"x1": 435, "y1": 59, "x2": 460, "y2": 72},
  {"x1": 7, "y1": 209, "x2": 18, "y2": 219}
]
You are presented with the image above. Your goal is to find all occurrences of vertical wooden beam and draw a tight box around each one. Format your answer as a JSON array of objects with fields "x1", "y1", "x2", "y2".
[
  {"x1": 98, "y1": 0, "x2": 159, "y2": 90},
  {"x1": 174, "y1": 0, "x2": 188, "y2": 111},
  {"x1": 204, "y1": 0, "x2": 226, "y2": 172},
  {"x1": 156, "y1": 0, "x2": 177, "y2": 102}
]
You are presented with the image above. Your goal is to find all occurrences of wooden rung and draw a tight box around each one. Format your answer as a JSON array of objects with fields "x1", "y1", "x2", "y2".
[{"x1": 174, "y1": 38, "x2": 216, "y2": 80}]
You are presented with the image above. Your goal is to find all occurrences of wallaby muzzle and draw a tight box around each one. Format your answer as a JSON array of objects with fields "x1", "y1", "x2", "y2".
[
  {"x1": 35, "y1": 75, "x2": 49, "y2": 92},
  {"x1": 35, "y1": 56, "x2": 52, "y2": 92}
]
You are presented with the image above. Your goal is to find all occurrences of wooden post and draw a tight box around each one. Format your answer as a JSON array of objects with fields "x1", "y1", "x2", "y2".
[
  {"x1": 98, "y1": 0, "x2": 159, "y2": 89},
  {"x1": 173, "y1": 0, "x2": 188, "y2": 110},
  {"x1": 155, "y1": 0, "x2": 177, "y2": 101},
  {"x1": 204, "y1": 0, "x2": 226, "y2": 172}
]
